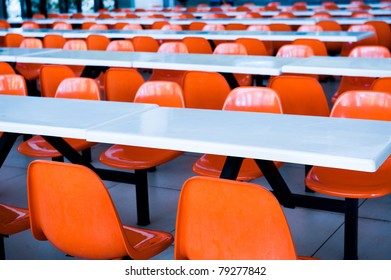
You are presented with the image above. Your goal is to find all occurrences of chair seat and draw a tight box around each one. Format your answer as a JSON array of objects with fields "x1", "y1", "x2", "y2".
[
  {"x1": 193, "y1": 154, "x2": 283, "y2": 181},
  {"x1": 0, "y1": 204, "x2": 29, "y2": 235},
  {"x1": 306, "y1": 156, "x2": 391, "y2": 199},
  {"x1": 123, "y1": 225, "x2": 173, "y2": 259},
  {"x1": 18, "y1": 135, "x2": 95, "y2": 158},
  {"x1": 15, "y1": 63, "x2": 41, "y2": 81},
  {"x1": 100, "y1": 144, "x2": 183, "y2": 170}
]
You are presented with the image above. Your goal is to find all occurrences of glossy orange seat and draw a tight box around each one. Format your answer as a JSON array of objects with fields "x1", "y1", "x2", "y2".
[
  {"x1": 0, "y1": 62, "x2": 16, "y2": 74},
  {"x1": 246, "y1": 25, "x2": 273, "y2": 55},
  {"x1": 193, "y1": 87, "x2": 283, "y2": 181},
  {"x1": 297, "y1": 24, "x2": 324, "y2": 32},
  {"x1": 174, "y1": 176, "x2": 301, "y2": 260},
  {"x1": 182, "y1": 37, "x2": 213, "y2": 54},
  {"x1": 122, "y1": 23, "x2": 143, "y2": 30},
  {"x1": 268, "y1": 23, "x2": 292, "y2": 55},
  {"x1": 132, "y1": 36, "x2": 160, "y2": 52},
  {"x1": 292, "y1": 39, "x2": 328, "y2": 56},
  {"x1": 188, "y1": 21, "x2": 206, "y2": 30},
  {"x1": 370, "y1": 77, "x2": 391, "y2": 93},
  {"x1": 86, "y1": 34, "x2": 110, "y2": 50},
  {"x1": 43, "y1": 34, "x2": 66, "y2": 48},
  {"x1": 0, "y1": 203, "x2": 30, "y2": 259},
  {"x1": 62, "y1": 39, "x2": 88, "y2": 76},
  {"x1": 331, "y1": 46, "x2": 391, "y2": 102},
  {"x1": 21, "y1": 21, "x2": 39, "y2": 29},
  {"x1": 15, "y1": 38, "x2": 43, "y2": 82},
  {"x1": 106, "y1": 40, "x2": 134, "y2": 52},
  {"x1": 4, "y1": 33, "x2": 24, "y2": 47},
  {"x1": 149, "y1": 42, "x2": 189, "y2": 85},
  {"x1": 52, "y1": 22, "x2": 72, "y2": 30},
  {"x1": 17, "y1": 78, "x2": 100, "y2": 159},
  {"x1": 27, "y1": 160, "x2": 173, "y2": 260},
  {"x1": 340, "y1": 24, "x2": 378, "y2": 56},
  {"x1": 161, "y1": 24, "x2": 183, "y2": 30},
  {"x1": 104, "y1": 68, "x2": 144, "y2": 102},
  {"x1": 268, "y1": 75, "x2": 330, "y2": 116},
  {"x1": 234, "y1": 38, "x2": 268, "y2": 56},
  {"x1": 306, "y1": 90, "x2": 391, "y2": 259},
  {"x1": 39, "y1": 65, "x2": 75, "y2": 98},
  {"x1": 213, "y1": 43, "x2": 252, "y2": 86},
  {"x1": 365, "y1": 20, "x2": 391, "y2": 50},
  {"x1": 88, "y1": 24, "x2": 109, "y2": 30},
  {"x1": 316, "y1": 20, "x2": 343, "y2": 55},
  {"x1": 182, "y1": 71, "x2": 231, "y2": 110}
]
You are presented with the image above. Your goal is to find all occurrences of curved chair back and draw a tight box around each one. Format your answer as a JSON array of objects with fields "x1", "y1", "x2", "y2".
[
  {"x1": 5, "y1": 33, "x2": 24, "y2": 47},
  {"x1": 174, "y1": 177, "x2": 298, "y2": 260},
  {"x1": 134, "y1": 81, "x2": 185, "y2": 108},
  {"x1": 122, "y1": 23, "x2": 143, "y2": 30},
  {"x1": 132, "y1": 36, "x2": 160, "y2": 52},
  {"x1": 182, "y1": 37, "x2": 213, "y2": 54},
  {"x1": 106, "y1": 40, "x2": 134, "y2": 51},
  {"x1": 0, "y1": 74, "x2": 27, "y2": 96},
  {"x1": 370, "y1": 77, "x2": 391, "y2": 94},
  {"x1": 63, "y1": 39, "x2": 87, "y2": 50},
  {"x1": 104, "y1": 68, "x2": 144, "y2": 102},
  {"x1": 53, "y1": 22, "x2": 72, "y2": 30},
  {"x1": 43, "y1": 34, "x2": 66, "y2": 48},
  {"x1": 55, "y1": 78, "x2": 101, "y2": 100},
  {"x1": 19, "y1": 38, "x2": 43, "y2": 48},
  {"x1": 40, "y1": 65, "x2": 75, "y2": 98},
  {"x1": 276, "y1": 44, "x2": 314, "y2": 57},
  {"x1": 292, "y1": 39, "x2": 328, "y2": 56},
  {"x1": 0, "y1": 62, "x2": 16, "y2": 74},
  {"x1": 86, "y1": 34, "x2": 110, "y2": 50}
]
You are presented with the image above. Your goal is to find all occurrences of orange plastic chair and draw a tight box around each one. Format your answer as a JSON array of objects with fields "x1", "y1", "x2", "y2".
[
  {"x1": 149, "y1": 42, "x2": 189, "y2": 85},
  {"x1": 17, "y1": 78, "x2": 100, "y2": 159},
  {"x1": 182, "y1": 37, "x2": 213, "y2": 54},
  {"x1": 311, "y1": 11, "x2": 332, "y2": 18},
  {"x1": 213, "y1": 42, "x2": 252, "y2": 87},
  {"x1": 235, "y1": 38, "x2": 268, "y2": 56},
  {"x1": 4, "y1": 33, "x2": 24, "y2": 48},
  {"x1": 276, "y1": 44, "x2": 314, "y2": 57},
  {"x1": 88, "y1": 24, "x2": 108, "y2": 30},
  {"x1": 226, "y1": 23, "x2": 247, "y2": 30},
  {"x1": 21, "y1": 21, "x2": 39, "y2": 29},
  {"x1": 151, "y1": 21, "x2": 169, "y2": 29},
  {"x1": 306, "y1": 90, "x2": 391, "y2": 260},
  {"x1": 297, "y1": 24, "x2": 324, "y2": 32},
  {"x1": 316, "y1": 20, "x2": 343, "y2": 55},
  {"x1": 246, "y1": 25, "x2": 273, "y2": 55},
  {"x1": 366, "y1": 20, "x2": 391, "y2": 50},
  {"x1": 292, "y1": 39, "x2": 328, "y2": 56},
  {"x1": 27, "y1": 160, "x2": 173, "y2": 260},
  {"x1": 106, "y1": 40, "x2": 134, "y2": 52},
  {"x1": 370, "y1": 77, "x2": 391, "y2": 93},
  {"x1": 81, "y1": 21, "x2": 96, "y2": 29},
  {"x1": 62, "y1": 39, "x2": 88, "y2": 76},
  {"x1": 132, "y1": 36, "x2": 160, "y2": 52},
  {"x1": 39, "y1": 65, "x2": 75, "y2": 98},
  {"x1": 174, "y1": 176, "x2": 301, "y2": 260},
  {"x1": 122, "y1": 23, "x2": 143, "y2": 30},
  {"x1": 192, "y1": 87, "x2": 283, "y2": 181},
  {"x1": 161, "y1": 24, "x2": 183, "y2": 30},
  {"x1": 52, "y1": 22, "x2": 72, "y2": 30},
  {"x1": 104, "y1": 68, "x2": 144, "y2": 102},
  {"x1": 43, "y1": 34, "x2": 66, "y2": 48},
  {"x1": 188, "y1": 21, "x2": 206, "y2": 30},
  {"x1": 0, "y1": 62, "x2": 16, "y2": 74},
  {"x1": 86, "y1": 34, "x2": 110, "y2": 50},
  {"x1": 331, "y1": 46, "x2": 391, "y2": 102},
  {"x1": 268, "y1": 23, "x2": 292, "y2": 55},
  {"x1": 15, "y1": 38, "x2": 43, "y2": 82},
  {"x1": 340, "y1": 24, "x2": 378, "y2": 56},
  {"x1": 0, "y1": 203, "x2": 30, "y2": 259},
  {"x1": 182, "y1": 71, "x2": 231, "y2": 110},
  {"x1": 268, "y1": 75, "x2": 330, "y2": 116}
]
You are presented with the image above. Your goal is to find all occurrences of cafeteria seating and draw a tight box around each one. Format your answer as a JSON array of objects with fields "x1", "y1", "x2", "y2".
[
  {"x1": 174, "y1": 176, "x2": 305, "y2": 260},
  {"x1": 62, "y1": 39, "x2": 88, "y2": 77},
  {"x1": 306, "y1": 90, "x2": 391, "y2": 259},
  {"x1": 39, "y1": 65, "x2": 75, "y2": 98},
  {"x1": 132, "y1": 36, "x2": 160, "y2": 52},
  {"x1": 104, "y1": 68, "x2": 144, "y2": 102},
  {"x1": 86, "y1": 34, "x2": 110, "y2": 50},
  {"x1": 182, "y1": 37, "x2": 213, "y2": 54},
  {"x1": 43, "y1": 34, "x2": 66, "y2": 48},
  {"x1": 27, "y1": 160, "x2": 173, "y2": 260}
]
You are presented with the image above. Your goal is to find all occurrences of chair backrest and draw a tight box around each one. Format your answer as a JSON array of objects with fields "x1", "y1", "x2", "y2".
[
  {"x1": 27, "y1": 160, "x2": 141, "y2": 259},
  {"x1": 234, "y1": 38, "x2": 268, "y2": 56},
  {"x1": 223, "y1": 87, "x2": 283, "y2": 113},
  {"x1": 21, "y1": 21, "x2": 39, "y2": 29},
  {"x1": 134, "y1": 81, "x2": 185, "y2": 108},
  {"x1": 297, "y1": 24, "x2": 324, "y2": 32},
  {"x1": 161, "y1": 24, "x2": 183, "y2": 30},
  {"x1": 225, "y1": 23, "x2": 247, "y2": 30},
  {"x1": 19, "y1": 38, "x2": 43, "y2": 48},
  {"x1": 88, "y1": 24, "x2": 108, "y2": 30},
  {"x1": 104, "y1": 68, "x2": 144, "y2": 102},
  {"x1": 63, "y1": 39, "x2": 87, "y2": 50},
  {"x1": 188, "y1": 21, "x2": 206, "y2": 30},
  {"x1": 106, "y1": 40, "x2": 134, "y2": 51},
  {"x1": 315, "y1": 20, "x2": 342, "y2": 54},
  {"x1": 182, "y1": 37, "x2": 213, "y2": 54},
  {"x1": 0, "y1": 74, "x2": 27, "y2": 96},
  {"x1": 43, "y1": 34, "x2": 66, "y2": 48},
  {"x1": 5, "y1": 33, "x2": 24, "y2": 47},
  {"x1": 157, "y1": 42, "x2": 189, "y2": 53},
  {"x1": 55, "y1": 78, "x2": 101, "y2": 100},
  {"x1": 53, "y1": 22, "x2": 72, "y2": 30},
  {"x1": 370, "y1": 77, "x2": 391, "y2": 94},
  {"x1": 292, "y1": 39, "x2": 328, "y2": 56},
  {"x1": 132, "y1": 36, "x2": 160, "y2": 52},
  {"x1": 86, "y1": 34, "x2": 110, "y2": 50},
  {"x1": 202, "y1": 24, "x2": 225, "y2": 31},
  {"x1": 348, "y1": 45, "x2": 391, "y2": 58},
  {"x1": 174, "y1": 176, "x2": 298, "y2": 260},
  {"x1": 247, "y1": 24, "x2": 270, "y2": 31},
  {"x1": 40, "y1": 65, "x2": 76, "y2": 98},
  {"x1": 331, "y1": 90, "x2": 391, "y2": 121},
  {"x1": 268, "y1": 75, "x2": 330, "y2": 116},
  {"x1": 182, "y1": 71, "x2": 231, "y2": 110},
  {"x1": 365, "y1": 20, "x2": 391, "y2": 49},
  {"x1": 213, "y1": 42, "x2": 247, "y2": 55},
  {"x1": 0, "y1": 62, "x2": 16, "y2": 75},
  {"x1": 276, "y1": 44, "x2": 314, "y2": 57},
  {"x1": 122, "y1": 23, "x2": 143, "y2": 30}
]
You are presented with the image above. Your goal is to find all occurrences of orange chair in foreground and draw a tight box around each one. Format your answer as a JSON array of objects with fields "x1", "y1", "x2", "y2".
[
  {"x1": 192, "y1": 87, "x2": 283, "y2": 181},
  {"x1": 174, "y1": 177, "x2": 302, "y2": 260},
  {"x1": 27, "y1": 160, "x2": 173, "y2": 260},
  {"x1": 104, "y1": 68, "x2": 144, "y2": 102},
  {"x1": 39, "y1": 65, "x2": 75, "y2": 98},
  {"x1": 306, "y1": 90, "x2": 391, "y2": 260}
]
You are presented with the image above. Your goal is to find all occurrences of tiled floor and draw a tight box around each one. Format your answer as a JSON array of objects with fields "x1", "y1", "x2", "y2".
[{"x1": 1, "y1": 77, "x2": 391, "y2": 260}]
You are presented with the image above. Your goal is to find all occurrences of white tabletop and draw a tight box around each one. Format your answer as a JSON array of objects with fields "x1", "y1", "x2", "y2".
[
  {"x1": 316, "y1": 16, "x2": 391, "y2": 25},
  {"x1": 282, "y1": 56, "x2": 391, "y2": 77},
  {"x1": 0, "y1": 28, "x2": 373, "y2": 42},
  {"x1": 0, "y1": 47, "x2": 59, "y2": 62},
  {"x1": 0, "y1": 95, "x2": 156, "y2": 138},
  {"x1": 86, "y1": 107, "x2": 391, "y2": 173}
]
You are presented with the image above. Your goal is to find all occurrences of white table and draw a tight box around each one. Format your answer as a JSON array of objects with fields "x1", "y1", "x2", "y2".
[
  {"x1": 0, "y1": 28, "x2": 374, "y2": 42},
  {"x1": 0, "y1": 48, "x2": 60, "y2": 62},
  {"x1": 282, "y1": 56, "x2": 391, "y2": 77}
]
